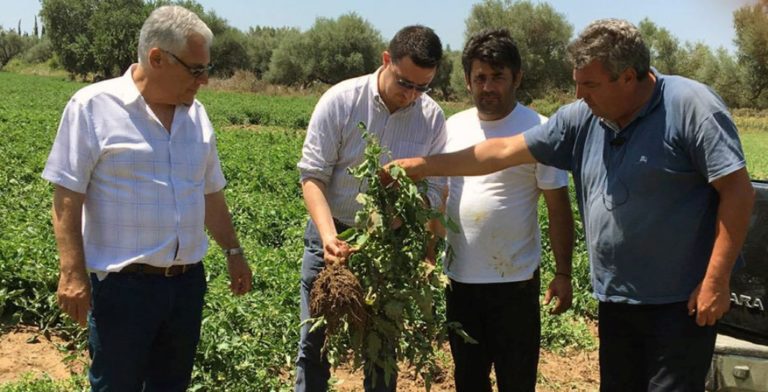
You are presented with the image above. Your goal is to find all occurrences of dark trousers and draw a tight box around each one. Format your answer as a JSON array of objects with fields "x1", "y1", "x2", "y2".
[
  {"x1": 446, "y1": 273, "x2": 541, "y2": 392},
  {"x1": 598, "y1": 301, "x2": 717, "y2": 392},
  {"x1": 294, "y1": 219, "x2": 395, "y2": 392},
  {"x1": 88, "y1": 263, "x2": 206, "y2": 392}
]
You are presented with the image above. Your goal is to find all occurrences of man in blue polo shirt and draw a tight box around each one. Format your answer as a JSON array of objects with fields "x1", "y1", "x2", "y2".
[{"x1": 390, "y1": 19, "x2": 755, "y2": 391}]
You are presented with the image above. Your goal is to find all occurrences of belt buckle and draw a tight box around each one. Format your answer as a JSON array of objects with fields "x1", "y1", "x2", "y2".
[{"x1": 165, "y1": 264, "x2": 189, "y2": 277}]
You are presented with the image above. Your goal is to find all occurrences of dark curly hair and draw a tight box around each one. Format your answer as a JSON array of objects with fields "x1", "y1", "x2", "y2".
[{"x1": 462, "y1": 28, "x2": 522, "y2": 77}]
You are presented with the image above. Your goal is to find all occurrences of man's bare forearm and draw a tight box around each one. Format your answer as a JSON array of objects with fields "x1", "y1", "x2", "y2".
[
  {"x1": 705, "y1": 168, "x2": 754, "y2": 284},
  {"x1": 542, "y1": 187, "x2": 574, "y2": 275},
  {"x1": 52, "y1": 185, "x2": 87, "y2": 274},
  {"x1": 204, "y1": 190, "x2": 241, "y2": 249},
  {"x1": 301, "y1": 178, "x2": 337, "y2": 242},
  {"x1": 394, "y1": 134, "x2": 536, "y2": 181},
  {"x1": 52, "y1": 185, "x2": 91, "y2": 326}
]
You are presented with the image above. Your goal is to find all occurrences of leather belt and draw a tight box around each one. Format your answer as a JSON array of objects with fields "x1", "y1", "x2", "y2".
[{"x1": 119, "y1": 262, "x2": 200, "y2": 277}]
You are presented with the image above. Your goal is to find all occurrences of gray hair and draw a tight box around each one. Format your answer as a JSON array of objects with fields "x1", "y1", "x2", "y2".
[
  {"x1": 567, "y1": 18, "x2": 650, "y2": 80},
  {"x1": 137, "y1": 5, "x2": 213, "y2": 67}
]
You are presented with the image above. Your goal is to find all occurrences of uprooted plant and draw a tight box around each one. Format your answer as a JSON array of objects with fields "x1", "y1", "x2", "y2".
[{"x1": 308, "y1": 122, "x2": 469, "y2": 391}]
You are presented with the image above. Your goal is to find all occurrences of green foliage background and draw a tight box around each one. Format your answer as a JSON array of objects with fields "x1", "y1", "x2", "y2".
[
  {"x1": 2, "y1": 0, "x2": 759, "y2": 107},
  {"x1": 463, "y1": 0, "x2": 573, "y2": 103}
]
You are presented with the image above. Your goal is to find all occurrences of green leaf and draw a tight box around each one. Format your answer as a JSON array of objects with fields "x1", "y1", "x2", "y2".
[{"x1": 336, "y1": 227, "x2": 356, "y2": 241}]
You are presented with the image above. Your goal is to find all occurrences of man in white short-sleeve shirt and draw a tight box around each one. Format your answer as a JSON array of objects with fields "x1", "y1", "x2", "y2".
[
  {"x1": 441, "y1": 29, "x2": 575, "y2": 392},
  {"x1": 42, "y1": 6, "x2": 251, "y2": 390}
]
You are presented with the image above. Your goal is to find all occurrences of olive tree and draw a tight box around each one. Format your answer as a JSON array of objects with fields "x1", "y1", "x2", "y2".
[
  {"x1": 245, "y1": 26, "x2": 300, "y2": 78},
  {"x1": 266, "y1": 13, "x2": 384, "y2": 87},
  {"x1": 41, "y1": 0, "x2": 232, "y2": 80},
  {"x1": 263, "y1": 29, "x2": 309, "y2": 86},
  {"x1": 90, "y1": 0, "x2": 149, "y2": 78},
  {"x1": 638, "y1": 18, "x2": 681, "y2": 75},
  {"x1": 734, "y1": 0, "x2": 768, "y2": 105},
  {"x1": 0, "y1": 29, "x2": 33, "y2": 68},
  {"x1": 210, "y1": 28, "x2": 249, "y2": 78},
  {"x1": 40, "y1": 0, "x2": 98, "y2": 78}
]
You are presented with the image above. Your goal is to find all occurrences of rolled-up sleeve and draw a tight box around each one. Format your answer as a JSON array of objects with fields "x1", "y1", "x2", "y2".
[
  {"x1": 424, "y1": 113, "x2": 447, "y2": 210},
  {"x1": 298, "y1": 93, "x2": 342, "y2": 186}
]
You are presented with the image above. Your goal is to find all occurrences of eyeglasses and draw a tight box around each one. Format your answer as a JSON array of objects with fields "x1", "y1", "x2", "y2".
[
  {"x1": 396, "y1": 78, "x2": 432, "y2": 93},
  {"x1": 396, "y1": 77, "x2": 432, "y2": 94},
  {"x1": 162, "y1": 49, "x2": 213, "y2": 78},
  {"x1": 390, "y1": 64, "x2": 431, "y2": 93}
]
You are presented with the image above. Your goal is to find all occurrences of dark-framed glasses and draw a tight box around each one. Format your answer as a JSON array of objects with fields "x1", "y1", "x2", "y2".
[
  {"x1": 389, "y1": 64, "x2": 431, "y2": 93},
  {"x1": 162, "y1": 49, "x2": 213, "y2": 78},
  {"x1": 396, "y1": 78, "x2": 432, "y2": 93}
]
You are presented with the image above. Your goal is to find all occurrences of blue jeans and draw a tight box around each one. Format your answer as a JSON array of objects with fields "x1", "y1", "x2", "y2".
[
  {"x1": 295, "y1": 220, "x2": 396, "y2": 392},
  {"x1": 598, "y1": 301, "x2": 717, "y2": 392},
  {"x1": 446, "y1": 274, "x2": 541, "y2": 392},
  {"x1": 88, "y1": 263, "x2": 206, "y2": 392}
]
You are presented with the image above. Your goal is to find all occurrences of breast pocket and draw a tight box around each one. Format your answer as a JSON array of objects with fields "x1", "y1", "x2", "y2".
[{"x1": 623, "y1": 150, "x2": 697, "y2": 197}]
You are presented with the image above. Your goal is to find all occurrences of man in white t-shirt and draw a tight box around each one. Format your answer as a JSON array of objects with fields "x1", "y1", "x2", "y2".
[{"x1": 442, "y1": 29, "x2": 575, "y2": 392}]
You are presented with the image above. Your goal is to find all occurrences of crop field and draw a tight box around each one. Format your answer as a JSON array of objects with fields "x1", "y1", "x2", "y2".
[
  {"x1": 736, "y1": 115, "x2": 768, "y2": 180},
  {"x1": 0, "y1": 72, "x2": 766, "y2": 391}
]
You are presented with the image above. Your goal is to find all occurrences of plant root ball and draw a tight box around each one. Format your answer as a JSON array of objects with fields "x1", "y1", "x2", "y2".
[{"x1": 310, "y1": 263, "x2": 367, "y2": 334}]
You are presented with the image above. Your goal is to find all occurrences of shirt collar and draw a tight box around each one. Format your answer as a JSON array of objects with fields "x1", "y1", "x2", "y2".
[
  {"x1": 118, "y1": 64, "x2": 144, "y2": 106},
  {"x1": 634, "y1": 67, "x2": 664, "y2": 119}
]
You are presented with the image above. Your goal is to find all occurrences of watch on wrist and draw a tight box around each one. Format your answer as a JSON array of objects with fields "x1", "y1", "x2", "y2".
[{"x1": 222, "y1": 247, "x2": 244, "y2": 257}]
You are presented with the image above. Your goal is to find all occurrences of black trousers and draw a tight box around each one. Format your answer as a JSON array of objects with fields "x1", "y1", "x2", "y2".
[
  {"x1": 598, "y1": 301, "x2": 717, "y2": 392},
  {"x1": 446, "y1": 273, "x2": 541, "y2": 392},
  {"x1": 88, "y1": 264, "x2": 206, "y2": 391}
]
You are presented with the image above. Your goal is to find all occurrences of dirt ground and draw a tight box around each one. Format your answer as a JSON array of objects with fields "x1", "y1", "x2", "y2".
[
  {"x1": 0, "y1": 326, "x2": 80, "y2": 384},
  {"x1": 0, "y1": 327, "x2": 599, "y2": 390},
  {"x1": 331, "y1": 344, "x2": 599, "y2": 392}
]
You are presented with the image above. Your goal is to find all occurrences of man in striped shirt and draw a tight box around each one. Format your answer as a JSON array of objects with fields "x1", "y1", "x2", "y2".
[{"x1": 295, "y1": 25, "x2": 447, "y2": 392}]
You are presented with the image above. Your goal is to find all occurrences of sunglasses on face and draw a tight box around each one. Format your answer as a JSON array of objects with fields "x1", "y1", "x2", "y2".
[
  {"x1": 396, "y1": 78, "x2": 432, "y2": 93},
  {"x1": 162, "y1": 49, "x2": 214, "y2": 78},
  {"x1": 389, "y1": 64, "x2": 431, "y2": 93}
]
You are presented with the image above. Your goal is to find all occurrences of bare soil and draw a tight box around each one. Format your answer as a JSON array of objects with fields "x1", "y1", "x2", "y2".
[
  {"x1": 0, "y1": 326, "x2": 82, "y2": 384},
  {"x1": 0, "y1": 327, "x2": 599, "y2": 390},
  {"x1": 330, "y1": 343, "x2": 599, "y2": 392}
]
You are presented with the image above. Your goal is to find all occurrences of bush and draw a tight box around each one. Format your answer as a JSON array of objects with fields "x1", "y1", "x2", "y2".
[
  {"x1": 528, "y1": 89, "x2": 573, "y2": 117},
  {"x1": 21, "y1": 38, "x2": 53, "y2": 64},
  {"x1": 210, "y1": 28, "x2": 250, "y2": 78},
  {"x1": 266, "y1": 13, "x2": 384, "y2": 87}
]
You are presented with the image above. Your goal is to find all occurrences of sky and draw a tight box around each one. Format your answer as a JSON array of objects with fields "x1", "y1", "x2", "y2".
[{"x1": 1, "y1": 0, "x2": 757, "y2": 54}]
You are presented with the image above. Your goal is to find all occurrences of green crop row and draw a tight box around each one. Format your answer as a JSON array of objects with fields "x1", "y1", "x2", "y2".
[{"x1": 199, "y1": 90, "x2": 317, "y2": 130}]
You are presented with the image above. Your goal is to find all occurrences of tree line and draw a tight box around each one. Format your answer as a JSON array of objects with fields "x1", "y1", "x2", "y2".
[{"x1": 1, "y1": 0, "x2": 767, "y2": 108}]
